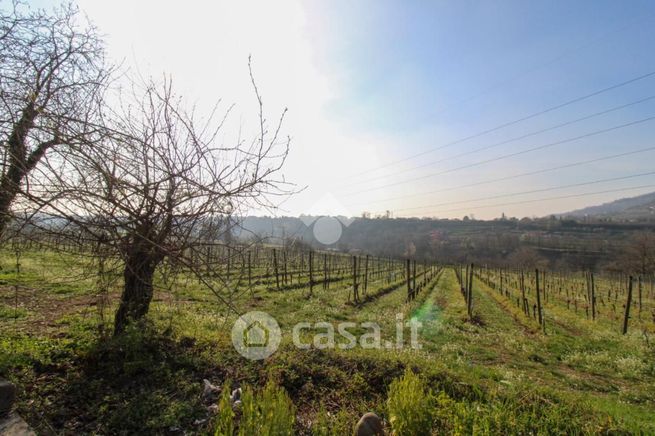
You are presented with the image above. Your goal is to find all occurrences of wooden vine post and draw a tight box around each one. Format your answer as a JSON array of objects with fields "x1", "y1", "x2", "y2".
[
  {"x1": 226, "y1": 247, "x2": 231, "y2": 278},
  {"x1": 520, "y1": 270, "x2": 528, "y2": 316},
  {"x1": 364, "y1": 255, "x2": 369, "y2": 296},
  {"x1": 406, "y1": 259, "x2": 411, "y2": 301},
  {"x1": 638, "y1": 276, "x2": 642, "y2": 316},
  {"x1": 535, "y1": 268, "x2": 545, "y2": 333},
  {"x1": 273, "y1": 248, "x2": 280, "y2": 290},
  {"x1": 352, "y1": 256, "x2": 359, "y2": 303},
  {"x1": 466, "y1": 263, "x2": 473, "y2": 319},
  {"x1": 622, "y1": 276, "x2": 633, "y2": 335},
  {"x1": 308, "y1": 251, "x2": 314, "y2": 297},
  {"x1": 323, "y1": 253, "x2": 328, "y2": 290},
  {"x1": 282, "y1": 250, "x2": 288, "y2": 286},
  {"x1": 412, "y1": 260, "x2": 417, "y2": 299},
  {"x1": 247, "y1": 251, "x2": 252, "y2": 288},
  {"x1": 590, "y1": 272, "x2": 596, "y2": 321}
]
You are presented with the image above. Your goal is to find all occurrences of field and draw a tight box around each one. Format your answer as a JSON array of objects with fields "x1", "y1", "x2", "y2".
[{"x1": 1, "y1": 247, "x2": 654, "y2": 434}]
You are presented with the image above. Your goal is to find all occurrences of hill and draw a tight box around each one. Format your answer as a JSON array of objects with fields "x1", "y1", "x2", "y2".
[{"x1": 561, "y1": 191, "x2": 655, "y2": 220}]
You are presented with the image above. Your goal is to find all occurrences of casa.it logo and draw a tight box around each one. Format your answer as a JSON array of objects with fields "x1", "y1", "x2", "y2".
[
  {"x1": 300, "y1": 193, "x2": 354, "y2": 245},
  {"x1": 231, "y1": 311, "x2": 423, "y2": 360},
  {"x1": 231, "y1": 311, "x2": 282, "y2": 360}
]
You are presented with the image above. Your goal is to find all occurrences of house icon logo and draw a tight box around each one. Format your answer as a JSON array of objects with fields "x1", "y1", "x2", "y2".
[
  {"x1": 243, "y1": 320, "x2": 269, "y2": 348},
  {"x1": 231, "y1": 311, "x2": 281, "y2": 360}
]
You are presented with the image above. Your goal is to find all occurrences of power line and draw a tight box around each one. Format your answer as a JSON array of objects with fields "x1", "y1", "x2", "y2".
[
  {"x1": 387, "y1": 171, "x2": 655, "y2": 213},
  {"x1": 344, "y1": 69, "x2": 655, "y2": 181},
  {"x1": 346, "y1": 145, "x2": 655, "y2": 209},
  {"x1": 395, "y1": 184, "x2": 655, "y2": 217},
  {"x1": 350, "y1": 95, "x2": 655, "y2": 187},
  {"x1": 343, "y1": 114, "x2": 655, "y2": 197}
]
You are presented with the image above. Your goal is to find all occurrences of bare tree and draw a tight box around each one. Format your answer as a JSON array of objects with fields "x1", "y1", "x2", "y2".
[
  {"x1": 0, "y1": 2, "x2": 109, "y2": 237},
  {"x1": 619, "y1": 231, "x2": 655, "y2": 275},
  {"x1": 32, "y1": 72, "x2": 291, "y2": 334},
  {"x1": 506, "y1": 246, "x2": 548, "y2": 270}
]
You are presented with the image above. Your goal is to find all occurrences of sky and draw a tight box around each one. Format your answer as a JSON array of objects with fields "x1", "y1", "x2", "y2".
[{"x1": 28, "y1": 0, "x2": 655, "y2": 219}]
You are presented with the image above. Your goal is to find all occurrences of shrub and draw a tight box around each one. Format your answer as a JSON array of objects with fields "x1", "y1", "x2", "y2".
[
  {"x1": 386, "y1": 369, "x2": 433, "y2": 436},
  {"x1": 311, "y1": 405, "x2": 331, "y2": 436},
  {"x1": 310, "y1": 404, "x2": 354, "y2": 436},
  {"x1": 257, "y1": 381, "x2": 296, "y2": 435},
  {"x1": 433, "y1": 391, "x2": 472, "y2": 435},
  {"x1": 215, "y1": 380, "x2": 295, "y2": 436},
  {"x1": 214, "y1": 381, "x2": 234, "y2": 436}
]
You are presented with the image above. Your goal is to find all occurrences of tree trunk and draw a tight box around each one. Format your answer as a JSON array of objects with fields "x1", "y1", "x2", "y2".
[
  {"x1": 0, "y1": 180, "x2": 20, "y2": 237},
  {"x1": 0, "y1": 101, "x2": 57, "y2": 238},
  {"x1": 0, "y1": 103, "x2": 38, "y2": 236},
  {"x1": 114, "y1": 250, "x2": 159, "y2": 335}
]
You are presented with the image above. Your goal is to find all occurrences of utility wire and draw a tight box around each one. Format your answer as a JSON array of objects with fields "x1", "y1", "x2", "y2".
[
  {"x1": 345, "y1": 69, "x2": 655, "y2": 181},
  {"x1": 350, "y1": 95, "x2": 655, "y2": 187},
  {"x1": 394, "y1": 184, "x2": 655, "y2": 217},
  {"x1": 387, "y1": 170, "x2": 655, "y2": 213},
  {"x1": 346, "y1": 145, "x2": 655, "y2": 208},
  {"x1": 343, "y1": 115, "x2": 655, "y2": 197}
]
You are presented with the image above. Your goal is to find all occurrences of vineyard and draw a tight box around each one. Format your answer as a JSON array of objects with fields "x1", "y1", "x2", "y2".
[
  {"x1": 1, "y1": 242, "x2": 654, "y2": 434},
  {"x1": 462, "y1": 264, "x2": 654, "y2": 336},
  {"x1": 2, "y1": 1, "x2": 655, "y2": 434}
]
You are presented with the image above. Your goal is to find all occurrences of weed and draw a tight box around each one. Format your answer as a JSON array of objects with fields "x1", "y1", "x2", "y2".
[{"x1": 386, "y1": 369, "x2": 433, "y2": 436}]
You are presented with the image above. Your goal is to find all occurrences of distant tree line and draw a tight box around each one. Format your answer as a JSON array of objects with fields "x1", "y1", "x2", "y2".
[{"x1": 238, "y1": 215, "x2": 655, "y2": 275}]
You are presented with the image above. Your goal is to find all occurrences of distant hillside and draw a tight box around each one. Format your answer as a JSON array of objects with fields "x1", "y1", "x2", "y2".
[{"x1": 562, "y1": 191, "x2": 655, "y2": 220}]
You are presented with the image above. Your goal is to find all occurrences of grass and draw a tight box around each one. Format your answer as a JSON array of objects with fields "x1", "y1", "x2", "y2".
[
  {"x1": 0, "y1": 302, "x2": 29, "y2": 320},
  {"x1": 1, "y1": 249, "x2": 654, "y2": 434},
  {"x1": 386, "y1": 369, "x2": 433, "y2": 435}
]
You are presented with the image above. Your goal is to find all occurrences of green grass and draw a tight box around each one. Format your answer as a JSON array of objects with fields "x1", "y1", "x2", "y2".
[
  {"x1": 0, "y1": 302, "x2": 29, "y2": 320},
  {"x1": 387, "y1": 369, "x2": 433, "y2": 435},
  {"x1": 1, "y1": 250, "x2": 654, "y2": 434}
]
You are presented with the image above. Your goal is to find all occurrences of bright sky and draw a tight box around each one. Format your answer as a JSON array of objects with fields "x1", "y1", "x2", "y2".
[{"x1": 31, "y1": 0, "x2": 655, "y2": 219}]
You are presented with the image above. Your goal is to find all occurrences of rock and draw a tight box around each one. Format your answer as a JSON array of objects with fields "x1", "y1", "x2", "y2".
[
  {"x1": 354, "y1": 412, "x2": 385, "y2": 436},
  {"x1": 207, "y1": 404, "x2": 220, "y2": 415},
  {"x1": 0, "y1": 412, "x2": 35, "y2": 436},
  {"x1": 202, "y1": 379, "x2": 220, "y2": 402},
  {"x1": 0, "y1": 379, "x2": 16, "y2": 418},
  {"x1": 228, "y1": 387, "x2": 242, "y2": 410},
  {"x1": 230, "y1": 388, "x2": 242, "y2": 404},
  {"x1": 0, "y1": 379, "x2": 34, "y2": 436}
]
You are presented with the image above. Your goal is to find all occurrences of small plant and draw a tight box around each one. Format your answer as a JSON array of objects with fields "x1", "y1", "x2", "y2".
[
  {"x1": 257, "y1": 381, "x2": 296, "y2": 435},
  {"x1": 311, "y1": 408, "x2": 358, "y2": 436},
  {"x1": 214, "y1": 380, "x2": 295, "y2": 436},
  {"x1": 0, "y1": 303, "x2": 28, "y2": 320},
  {"x1": 214, "y1": 381, "x2": 234, "y2": 436},
  {"x1": 433, "y1": 391, "x2": 466, "y2": 434},
  {"x1": 238, "y1": 386, "x2": 257, "y2": 435},
  {"x1": 386, "y1": 369, "x2": 434, "y2": 436},
  {"x1": 312, "y1": 404, "x2": 335, "y2": 436}
]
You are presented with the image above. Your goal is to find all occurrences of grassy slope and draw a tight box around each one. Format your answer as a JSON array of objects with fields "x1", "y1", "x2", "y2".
[{"x1": 0, "y1": 250, "x2": 654, "y2": 434}]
